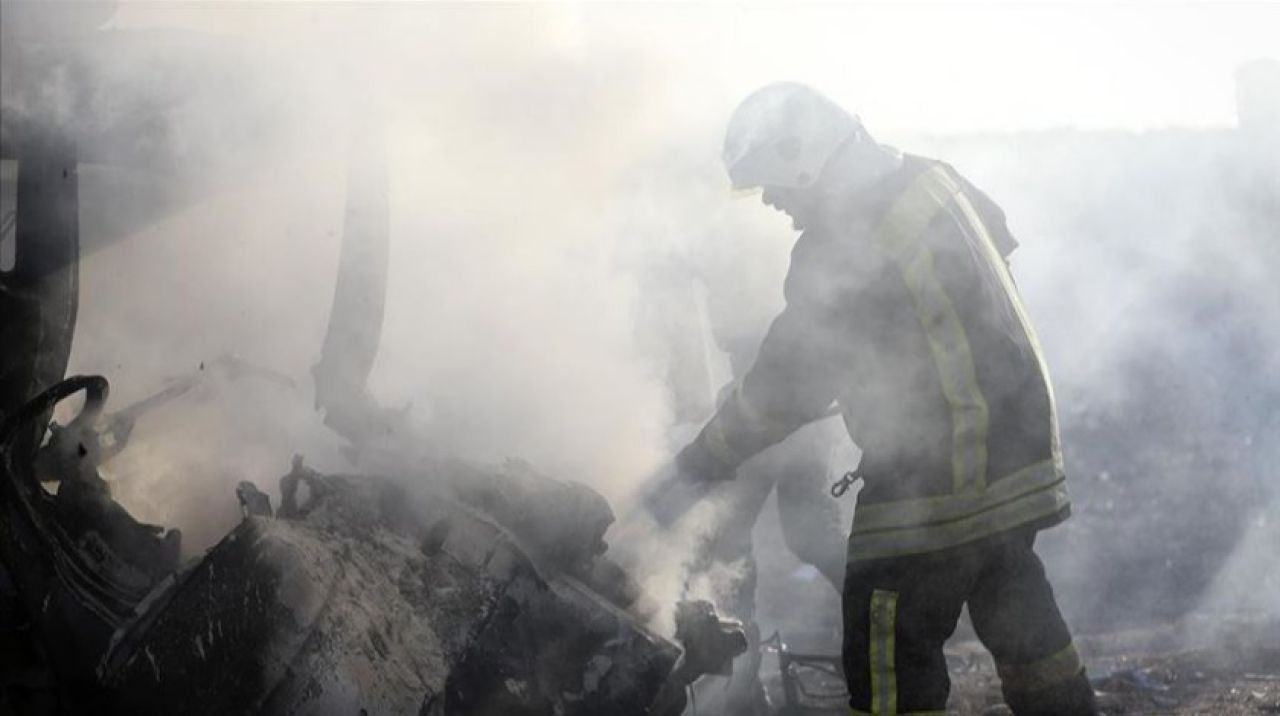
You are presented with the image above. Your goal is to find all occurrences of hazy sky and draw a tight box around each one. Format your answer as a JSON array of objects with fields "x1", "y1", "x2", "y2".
[{"x1": 107, "y1": 1, "x2": 1280, "y2": 133}]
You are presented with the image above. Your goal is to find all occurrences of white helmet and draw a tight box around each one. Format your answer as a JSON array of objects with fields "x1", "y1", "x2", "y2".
[{"x1": 722, "y1": 82, "x2": 862, "y2": 190}]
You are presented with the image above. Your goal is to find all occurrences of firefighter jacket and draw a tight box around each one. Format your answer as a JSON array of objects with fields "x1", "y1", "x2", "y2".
[{"x1": 683, "y1": 156, "x2": 1070, "y2": 561}]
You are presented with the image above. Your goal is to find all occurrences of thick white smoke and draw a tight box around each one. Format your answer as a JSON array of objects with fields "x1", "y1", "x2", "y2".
[{"x1": 2, "y1": 3, "x2": 1275, "y2": 647}]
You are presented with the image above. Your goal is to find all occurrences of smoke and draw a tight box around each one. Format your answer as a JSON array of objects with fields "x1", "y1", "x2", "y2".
[
  {"x1": 3, "y1": 1, "x2": 1277, "y2": 652},
  {"x1": 2, "y1": 2, "x2": 700, "y2": 551}
]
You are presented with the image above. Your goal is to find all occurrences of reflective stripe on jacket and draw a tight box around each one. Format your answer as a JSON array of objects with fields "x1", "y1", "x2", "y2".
[{"x1": 690, "y1": 156, "x2": 1069, "y2": 560}]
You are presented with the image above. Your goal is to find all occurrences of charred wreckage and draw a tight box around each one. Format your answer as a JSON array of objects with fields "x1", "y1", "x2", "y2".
[{"x1": 0, "y1": 116, "x2": 748, "y2": 715}]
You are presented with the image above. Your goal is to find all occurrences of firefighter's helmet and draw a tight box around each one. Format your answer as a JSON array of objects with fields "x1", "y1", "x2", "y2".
[{"x1": 722, "y1": 83, "x2": 862, "y2": 190}]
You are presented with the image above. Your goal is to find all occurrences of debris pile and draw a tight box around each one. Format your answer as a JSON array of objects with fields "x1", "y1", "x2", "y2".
[{"x1": 1, "y1": 377, "x2": 746, "y2": 715}]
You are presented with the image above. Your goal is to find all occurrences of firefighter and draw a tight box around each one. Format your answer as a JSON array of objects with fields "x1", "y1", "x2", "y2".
[{"x1": 645, "y1": 83, "x2": 1098, "y2": 715}]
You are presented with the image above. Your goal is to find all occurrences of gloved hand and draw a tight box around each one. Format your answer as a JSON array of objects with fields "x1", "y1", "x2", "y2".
[
  {"x1": 639, "y1": 439, "x2": 735, "y2": 527},
  {"x1": 639, "y1": 462, "x2": 711, "y2": 528},
  {"x1": 675, "y1": 436, "x2": 735, "y2": 482}
]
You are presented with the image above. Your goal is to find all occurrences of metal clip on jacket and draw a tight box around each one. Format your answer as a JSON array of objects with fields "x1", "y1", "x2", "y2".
[{"x1": 831, "y1": 470, "x2": 859, "y2": 498}]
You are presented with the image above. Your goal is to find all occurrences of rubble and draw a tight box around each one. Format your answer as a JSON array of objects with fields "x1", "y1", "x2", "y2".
[
  {"x1": 103, "y1": 468, "x2": 668, "y2": 714},
  {"x1": 2, "y1": 373, "x2": 756, "y2": 715},
  {"x1": 0, "y1": 86, "x2": 752, "y2": 712}
]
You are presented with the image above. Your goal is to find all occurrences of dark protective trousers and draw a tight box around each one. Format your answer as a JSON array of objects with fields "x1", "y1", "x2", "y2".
[{"x1": 842, "y1": 529, "x2": 1099, "y2": 715}]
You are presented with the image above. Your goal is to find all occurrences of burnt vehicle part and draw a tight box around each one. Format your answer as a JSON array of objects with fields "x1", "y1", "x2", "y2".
[
  {"x1": 0, "y1": 131, "x2": 79, "y2": 459},
  {"x1": 26, "y1": 380, "x2": 182, "y2": 585},
  {"x1": 3, "y1": 377, "x2": 745, "y2": 715},
  {"x1": 83, "y1": 352, "x2": 297, "y2": 466},
  {"x1": 311, "y1": 121, "x2": 408, "y2": 456},
  {"x1": 0, "y1": 377, "x2": 161, "y2": 711},
  {"x1": 0, "y1": 117, "x2": 84, "y2": 715},
  {"x1": 96, "y1": 463, "x2": 684, "y2": 715}
]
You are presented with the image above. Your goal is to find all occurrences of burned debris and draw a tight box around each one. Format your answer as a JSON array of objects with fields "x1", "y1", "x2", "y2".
[
  {"x1": 0, "y1": 59, "x2": 745, "y2": 712},
  {"x1": 1, "y1": 374, "x2": 748, "y2": 715}
]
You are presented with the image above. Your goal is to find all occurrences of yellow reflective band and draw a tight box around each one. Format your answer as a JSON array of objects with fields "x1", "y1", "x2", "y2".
[
  {"x1": 869, "y1": 590, "x2": 898, "y2": 715},
  {"x1": 997, "y1": 642, "x2": 1084, "y2": 693},
  {"x1": 939, "y1": 171, "x2": 1065, "y2": 472},
  {"x1": 848, "y1": 477, "x2": 1068, "y2": 561},
  {"x1": 873, "y1": 166, "x2": 990, "y2": 494},
  {"x1": 852, "y1": 459, "x2": 1062, "y2": 532}
]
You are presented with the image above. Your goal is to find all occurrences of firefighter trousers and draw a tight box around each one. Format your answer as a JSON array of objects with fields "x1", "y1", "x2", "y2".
[{"x1": 842, "y1": 528, "x2": 1099, "y2": 715}]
